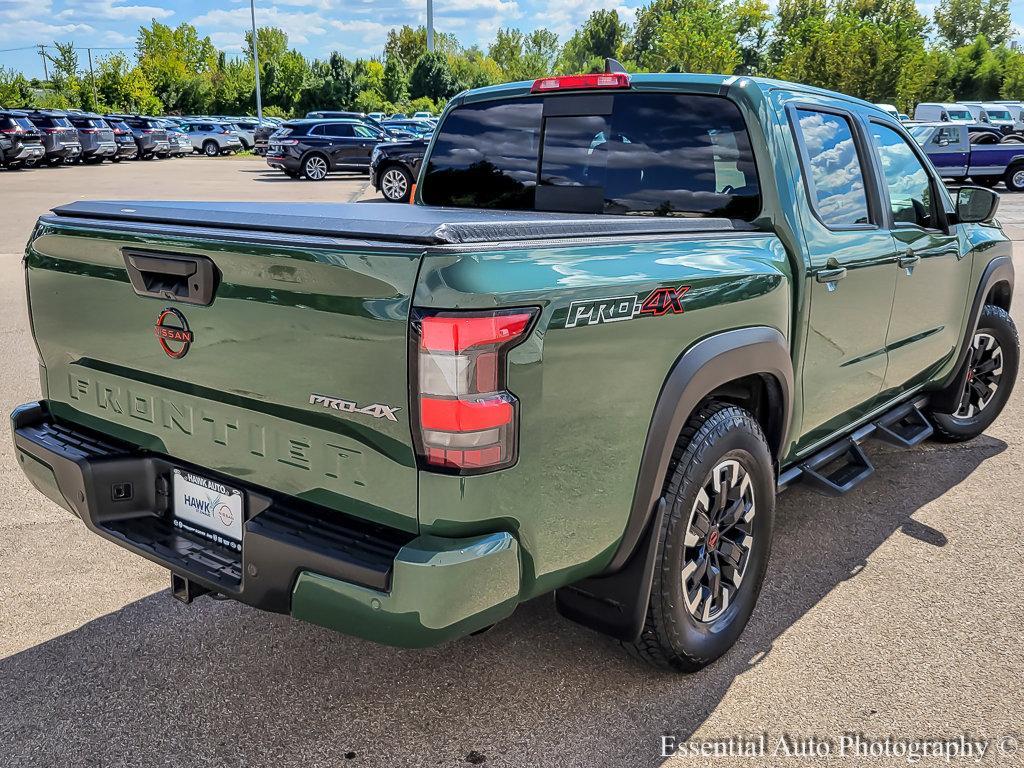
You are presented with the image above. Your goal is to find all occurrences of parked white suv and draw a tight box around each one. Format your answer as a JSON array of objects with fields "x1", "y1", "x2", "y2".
[{"x1": 179, "y1": 120, "x2": 243, "y2": 156}]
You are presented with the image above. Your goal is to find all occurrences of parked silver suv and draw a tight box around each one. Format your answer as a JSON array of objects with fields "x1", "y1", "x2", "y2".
[{"x1": 179, "y1": 120, "x2": 243, "y2": 156}]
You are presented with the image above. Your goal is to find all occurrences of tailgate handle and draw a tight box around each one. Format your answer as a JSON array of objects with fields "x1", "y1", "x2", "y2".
[{"x1": 122, "y1": 250, "x2": 218, "y2": 306}]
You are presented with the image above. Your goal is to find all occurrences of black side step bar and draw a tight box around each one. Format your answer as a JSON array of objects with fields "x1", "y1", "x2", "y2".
[
  {"x1": 798, "y1": 434, "x2": 875, "y2": 496},
  {"x1": 874, "y1": 402, "x2": 934, "y2": 447},
  {"x1": 778, "y1": 397, "x2": 932, "y2": 496}
]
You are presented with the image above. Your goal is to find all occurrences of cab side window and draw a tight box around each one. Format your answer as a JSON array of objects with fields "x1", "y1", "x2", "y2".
[
  {"x1": 869, "y1": 122, "x2": 937, "y2": 229},
  {"x1": 793, "y1": 108, "x2": 871, "y2": 228}
]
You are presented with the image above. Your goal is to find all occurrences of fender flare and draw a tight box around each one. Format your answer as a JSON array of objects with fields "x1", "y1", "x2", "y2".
[
  {"x1": 553, "y1": 326, "x2": 793, "y2": 641},
  {"x1": 931, "y1": 255, "x2": 1014, "y2": 413},
  {"x1": 608, "y1": 326, "x2": 793, "y2": 574}
]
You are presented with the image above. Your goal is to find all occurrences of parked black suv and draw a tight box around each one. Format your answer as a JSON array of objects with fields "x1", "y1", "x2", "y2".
[
  {"x1": 105, "y1": 117, "x2": 139, "y2": 161},
  {"x1": 266, "y1": 119, "x2": 392, "y2": 180},
  {"x1": 106, "y1": 114, "x2": 169, "y2": 159},
  {"x1": 0, "y1": 109, "x2": 45, "y2": 169},
  {"x1": 23, "y1": 109, "x2": 81, "y2": 165},
  {"x1": 67, "y1": 112, "x2": 117, "y2": 163},
  {"x1": 370, "y1": 137, "x2": 427, "y2": 202}
]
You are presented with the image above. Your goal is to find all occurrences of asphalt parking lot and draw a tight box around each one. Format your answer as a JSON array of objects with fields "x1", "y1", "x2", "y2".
[{"x1": 0, "y1": 159, "x2": 1022, "y2": 768}]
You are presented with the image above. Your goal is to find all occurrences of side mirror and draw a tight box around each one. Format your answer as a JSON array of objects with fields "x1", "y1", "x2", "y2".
[{"x1": 956, "y1": 186, "x2": 999, "y2": 224}]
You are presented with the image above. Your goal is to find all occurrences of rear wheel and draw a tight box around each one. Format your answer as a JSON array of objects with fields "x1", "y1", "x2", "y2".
[
  {"x1": 380, "y1": 165, "x2": 413, "y2": 202},
  {"x1": 1004, "y1": 163, "x2": 1024, "y2": 192},
  {"x1": 626, "y1": 402, "x2": 774, "y2": 672},
  {"x1": 302, "y1": 154, "x2": 329, "y2": 181},
  {"x1": 928, "y1": 305, "x2": 1018, "y2": 442},
  {"x1": 203, "y1": 140, "x2": 219, "y2": 157}
]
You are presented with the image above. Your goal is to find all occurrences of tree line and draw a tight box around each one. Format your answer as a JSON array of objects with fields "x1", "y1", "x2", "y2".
[{"x1": 0, "y1": 0, "x2": 1018, "y2": 118}]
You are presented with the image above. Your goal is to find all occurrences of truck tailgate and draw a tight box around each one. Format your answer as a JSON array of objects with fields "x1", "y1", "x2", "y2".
[{"x1": 26, "y1": 205, "x2": 423, "y2": 532}]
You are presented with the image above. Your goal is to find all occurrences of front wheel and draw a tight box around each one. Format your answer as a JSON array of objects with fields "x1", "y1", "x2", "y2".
[
  {"x1": 380, "y1": 165, "x2": 413, "y2": 202},
  {"x1": 626, "y1": 402, "x2": 774, "y2": 672},
  {"x1": 929, "y1": 305, "x2": 1019, "y2": 441}
]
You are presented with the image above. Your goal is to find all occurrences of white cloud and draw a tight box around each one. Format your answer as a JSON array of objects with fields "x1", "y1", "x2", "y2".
[
  {"x1": 192, "y1": 5, "x2": 332, "y2": 45},
  {"x1": 532, "y1": 0, "x2": 635, "y2": 37},
  {"x1": 55, "y1": 0, "x2": 172, "y2": 22}
]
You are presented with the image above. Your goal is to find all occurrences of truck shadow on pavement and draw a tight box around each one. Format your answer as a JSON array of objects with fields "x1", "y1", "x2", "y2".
[{"x1": 0, "y1": 436, "x2": 1005, "y2": 768}]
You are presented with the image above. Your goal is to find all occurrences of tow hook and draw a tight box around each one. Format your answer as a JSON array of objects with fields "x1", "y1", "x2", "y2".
[{"x1": 170, "y1": 573, "x2": 210, "y2": 604}]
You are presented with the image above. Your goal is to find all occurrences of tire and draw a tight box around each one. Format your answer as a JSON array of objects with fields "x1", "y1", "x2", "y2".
[
  {"x1": 928, "y1": 304, "x2": 1019, "y2": 442},
  {"x1": 1004, "y1": 163, "x2": 1024, "y2": 192},
  {"x1": 203, "y1": 141, "x2": 219, "y2": 157},
  {"x1": 625, "y1": 402, "x2": 775, "y2": 672},
  {"x1": 379, "y1": 164, "x2": 413, "y2": 202},
  {"x1": 301, "y1": 153, "x2": 329, "y2": 181},
  {"x1": 972, "y1": 175, "x2": 1001, "y2": 188}
]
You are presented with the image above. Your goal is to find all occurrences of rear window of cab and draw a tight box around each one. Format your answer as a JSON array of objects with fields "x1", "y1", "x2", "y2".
[{"x1": 421, "y1": 92, "x2": 760, "y2": 220}]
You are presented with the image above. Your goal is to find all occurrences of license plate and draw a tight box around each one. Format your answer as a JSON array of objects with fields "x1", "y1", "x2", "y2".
[{"x1": 172, "y1": 469, "x2": 244, "y2": 546}]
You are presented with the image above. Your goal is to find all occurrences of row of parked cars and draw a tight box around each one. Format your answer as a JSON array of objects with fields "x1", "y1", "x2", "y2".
[
  {"x1": 261, "y1": 110, "x2": 437, "y2": 201},
  {"x1": 1, "y1": 107, "x2": 284, "y2": 170}
]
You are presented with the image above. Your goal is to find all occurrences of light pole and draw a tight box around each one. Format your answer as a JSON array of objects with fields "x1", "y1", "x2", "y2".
[
  {"x1": 426, "y1": 0, "x2": 434, "y2": 52},
  {"x1": 250, "y1": 0, "x2": 263, "y2": 121}
]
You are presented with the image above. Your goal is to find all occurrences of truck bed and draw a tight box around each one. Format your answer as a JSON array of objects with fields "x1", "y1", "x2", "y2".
[{"x1": 48, "y1": 200, "x2": 740, "y2": 246}]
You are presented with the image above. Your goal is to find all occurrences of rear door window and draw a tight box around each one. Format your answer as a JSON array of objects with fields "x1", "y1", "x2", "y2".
[
  {"x1": 422, "y1": 93, "x2": 760, "y2": 218},
  {"x1": 793, "y1": 108, "x2": 871, "y2": 229}
]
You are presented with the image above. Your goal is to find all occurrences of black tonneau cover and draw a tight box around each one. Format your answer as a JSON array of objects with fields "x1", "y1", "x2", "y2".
[{"x1": 49, "y1": 200, "x2": 736, "y2": 245}]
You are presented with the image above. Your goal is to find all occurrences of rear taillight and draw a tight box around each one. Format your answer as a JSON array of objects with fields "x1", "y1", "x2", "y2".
[
  {"x1": 80, "y1": 128, "x2": 99, "y2": 134},
  {"x1": 276, "y1": 138, "x2": 299, "y2": 145},
  {"x1": 531, "y1": 72, "x2": 630, "y2": 93},
  {"x1": 1, "y1": 127, "x2": 21, "y2": 134},
  {"x1": 413, "y1": 308, "x2": 537, "y2": 473}
]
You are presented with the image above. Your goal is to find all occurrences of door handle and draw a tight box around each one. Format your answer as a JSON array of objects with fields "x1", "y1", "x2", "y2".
[
  {"x1": 816, "y1": 265, "x2": 848, "y2": 284},
  {"x1": 897, "y1": 250, "x2": 921, "y2": 269}
]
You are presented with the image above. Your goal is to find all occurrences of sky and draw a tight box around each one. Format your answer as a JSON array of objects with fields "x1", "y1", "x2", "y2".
[{"x1": 2, "y1": 0, "x2": 1024, "y2": 80}]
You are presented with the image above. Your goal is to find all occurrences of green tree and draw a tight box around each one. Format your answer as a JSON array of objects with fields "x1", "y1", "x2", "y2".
[
  {"x1": 137, "y1": 21, "x2": 217, "y2": 112},
  {"x1": 947, "y1": 36, "x2": 1005, "y2": 99},
  {"x1": 0, "y1": 66, "x2": 32, "y2": 107},
  {"x1": 934, "y1": 0, "x2": 1011, "y2": 49},
  {"x1": 557, "y1": 10, "x2": 629, "y2": 74},
  {"x1": 382, "y1": 56, "x2": 408, "y2": 103},
  {"x1": 450, "y1": 48, "x2": 504, "y2": 90},
  {"x1": 297, "y1": 53, "x2": 358, "y2": 114},
  {"x1": 771, "y1": 0, "x2": 929, "y2": 104},
  {"x1": 630, "y1": 0, "x2": 758, "y2": 74},
  {"x1": 384, "y1": 26, "x2": 461, "y2": 72},
  {"x1": 95, "y1": 53, "x2": 161, "y2": 113},
  {"x1": 45, "y1": 42, "x2": 83, "y2": 109},
  {"x1": 409, "y1": 50, "x2": 460, "y2": 101},
  {"x1": 265, "y1": 49, "x2": 309, "y2": 113},
  {"x1": 245, "y1": 26, "x2": 289, "y2": 70},
  {"x1": 489, "y1": 27, "x2": 560, "y2": 80}
]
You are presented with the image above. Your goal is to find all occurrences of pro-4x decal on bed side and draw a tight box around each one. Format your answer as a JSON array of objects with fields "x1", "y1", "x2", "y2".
[{"x1": 564, "y1": 286, "x2": 689, "y2": 329}]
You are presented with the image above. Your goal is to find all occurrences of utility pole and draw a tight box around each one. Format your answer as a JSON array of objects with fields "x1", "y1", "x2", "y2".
[
  {"x1": 250, "y1": 0, "x2": 263, "y2": 122},
  {"x1": 38, "y1": 44, "x2": 49, "y2": 81},
  {"x1": 87, "y1": 48, "x2": 98, "y2": 109},
  {"x1": 426, "y1": 0, "x2": 434, "y2": 52}
]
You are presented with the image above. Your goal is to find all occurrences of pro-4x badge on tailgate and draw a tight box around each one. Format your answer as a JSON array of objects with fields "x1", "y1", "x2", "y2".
[
  {"x1": 564, "y1": 285, "x2": 690, "y2": 329},
  {"x1": 310, "y1": 393, "x2": 401, "y2": 422},
  {"x1": 154, "y1": 307, "x2": 194, "y2": 359}
]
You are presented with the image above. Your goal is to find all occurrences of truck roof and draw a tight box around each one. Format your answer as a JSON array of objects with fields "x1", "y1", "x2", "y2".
[{"x1": 450, "y1": 72, "x2": 883, "y2": 114}]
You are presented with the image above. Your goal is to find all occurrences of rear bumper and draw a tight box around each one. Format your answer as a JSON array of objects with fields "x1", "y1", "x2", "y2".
[{"x1": 11, "y1": 402, "x2": 521, "y2": 647}]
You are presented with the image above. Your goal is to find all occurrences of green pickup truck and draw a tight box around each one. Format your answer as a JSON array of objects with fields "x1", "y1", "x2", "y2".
[{"x1": 11, "y1": 65, "x2": 1018, "y2": 672}]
